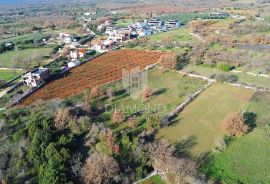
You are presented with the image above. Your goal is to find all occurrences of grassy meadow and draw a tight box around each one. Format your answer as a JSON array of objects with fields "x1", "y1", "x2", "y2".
[
  {"x1": 183, "y1": 65, "x2": 270, "y2": 89},
  {"x1": 109, "y1": 69, "x2": 206, "y2": 116},
  {"x1": 246, "y1": 92, "x2": 270, "y2": 128},
  {"x1": 0, "y1": 47, "x2": 52, "y2": 68},
  {"x1": 115, "y1": 19, "x2": 133, "y2": 27},
  {"x1": 157, "y1": 83, "x2": 254, "y2": 157},
  {"x1": 205, "y1": 126, "x2": 270, "y2": 184},
  {"x1": 149, "y1": 27, "x2": 195, "y2": 43},
  {"x1": 140, "y1": 175, "x2": 166, "y2": 184},
  {"x1": 0, "y1": 69, "x2": 25, "y2": 81},
  {"x1": 67, "y1": 68, "x2": 207, "y2": 139}
]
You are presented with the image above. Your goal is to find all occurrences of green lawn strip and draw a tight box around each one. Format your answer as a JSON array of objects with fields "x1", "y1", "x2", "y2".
[
  {"x1": 246, "y1": 92, "x2": 270, "y2": 128},
  {"x1": 149, "y1": 28, "x2": 195, "y2": 43},
  {"x1": 0, "y1": 48, "x2": 52, "y2": 68},
  {"x1": 42, "y1": 28, "x2": 79, "y2": 35},
  {"x1": 205, "y1": 127, "x2": 270, "y2": 184},
  {"x1": 184, "y1": 65, "x2": 270, "y2": 88},
  {"x1": 115, "y1": 19, "x2": 133, "y2": 27},
  {"x1": 140, "y1": 175, "x2": 166, "y2": 184},
  {"x1": 157, "y1": 83, "x2": 254, "y2": 157},
  {"x1": 0, "y1": 69, "x2": 25, "y2": 81}
]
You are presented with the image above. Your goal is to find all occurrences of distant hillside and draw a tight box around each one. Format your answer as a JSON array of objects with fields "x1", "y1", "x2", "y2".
[{"x1": 0, "y1": 0, "x2": 69, "y2": 5}]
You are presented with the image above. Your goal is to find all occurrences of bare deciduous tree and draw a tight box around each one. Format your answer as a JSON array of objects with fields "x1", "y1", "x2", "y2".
[
  {"x1": 222, "y1": 113, "x2": 248, "y2": 136},
  {"x1": 150, "y1": 140, "x2": 200, "y2": 183},
  {"x1": 159, "y1": 54, "x2": 178, "y2": 70},
  {"x1": 106, "y1": 87, "x2": 114, "y2": 101},
  {"x1": 90, "y1": 85, "x2": 103, "y2": 98},
  {"x1": 112, "y1": 110, "x2": 124, "y2": 124},
  {"x1": 103, "y1": 129, "x2": 120, "y2": 153},
  {"x1": 54, "y1": 108, "x2": 72, "y2": 130},
  {"x1": 62, "y1": 46, "x2": 70, "y2": 57},
  {"x1": 83, "y1": 152, "x2": 119, "y2": 184},
  {"x1": 127, "y1": 116, "x2": 137, "y2": 128},
  {"x1": 143, "y1": 86, "x2": 154, "y2": 100}
]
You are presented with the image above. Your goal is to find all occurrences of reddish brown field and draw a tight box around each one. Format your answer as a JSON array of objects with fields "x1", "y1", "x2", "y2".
[{"x1": 21, "y1": 50, "x2": 163, "y2": 106}]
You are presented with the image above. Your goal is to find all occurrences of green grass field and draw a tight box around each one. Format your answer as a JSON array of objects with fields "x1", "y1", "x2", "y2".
[
  {"x1": 205, "y1": 126, "x2": 270, "y2": 184},
  {"x1": 0, "y1": 69, "x2": 25, "y2": 81},
  {"x1": 42, "y1": 28, "x2": 79, "y2": 35},
  {"x1": 0, "y1": 48, "x2": 52, "y2": 68},
  {"x1": 115, "y1": 19, "x2": 133, "y2": 27},
  {"x1": 157, "y1": 83, "x2": 254, "y2": 157},
  {"x1": 108, "y1": 68, "x2": 206, "y2": 117},
  {"x1": 184, "y1": 65, "x2": 270, "y2": 89},
  {"x1": 246, "y1": 92, "x2": 270, "y2": 128},
  {"x1": 140, "y1": 175, "x2": 166, "y2": 184},
  {"x1": 149, "y1": 27, "x2": 195, "y2": 43}
]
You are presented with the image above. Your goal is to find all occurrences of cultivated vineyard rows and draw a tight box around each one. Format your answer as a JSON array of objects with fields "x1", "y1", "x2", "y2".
[{"x1": 21, "y1": 50, "x2": 163, "y2": 105}]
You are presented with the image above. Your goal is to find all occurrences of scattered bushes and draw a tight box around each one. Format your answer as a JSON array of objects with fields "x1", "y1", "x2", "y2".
[
  {"x1": 211, "y1": 73, "x2": 238, "y2": 83},
  {"x1": 159, "y1": 54, "x2": 178, "y2": 70}
]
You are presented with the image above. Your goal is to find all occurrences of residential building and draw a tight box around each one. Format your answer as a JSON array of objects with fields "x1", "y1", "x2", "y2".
[
  {"x1": 165, "y1": 20, "x2": 180, "y2": 29},
  {"x1": 209, "y1": 12, "x2": 230, "y2": 19},
  {"x1": 68, "y1": 60, "x2": 81, "y2": 68},
  {"x1": 135, "y1": 20, "x2": 148, "y2": 28},
  {"x1": 137, "y1": 27, "x2": 152, "y2": 37},
  {"x1": 22, "y1": 68, "x2": 50, "y2": 87},
  {"x1": 70, "y1": 48, "x2": 87, "y2": 60},
  {"x1": 93, "y1": 40, "x2": 115, "y2": 53},
  {"x1": 148, "y1": 18, "x2": 162, "y2": 27},
  {"x1": 59, "y1": 33, "x2": 74, "y2": 44}
]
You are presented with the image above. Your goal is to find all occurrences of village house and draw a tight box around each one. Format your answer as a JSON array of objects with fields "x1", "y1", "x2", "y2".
[
  {"x1": 70, "y1": 48, "x2": 87, "y2": 60},
  {"x1": 209, "y1": 12, "x2": 230, "y2": 19},
  {"x1": 93, "y1": 40, "x2": 115, "y2": 53},
  {"x1": 148, "y1": 18, "x2": 162, "y2": 27},
  {"x1": 137, "y1": 27, "x2": 152, "y2": 37},
  {"x1": 134, "y1": 20, "x2": 148, "y2": 28},
  {"x1": 106, "y1": 26, "x2": 136, "y2": 42},
  {"x1": 22, "y1": 68, "x2": 50, "y2": 87},
  {"x1": 68, "y1": 60, "x2": 81, "y2": 68},
  {"x1": 59, "y1": 33, "x2": 74, "y2": 44},
  {"x1": 165, "y1": 20, "x2": 181, "y2": 29},
  {"x1": 97, "y1": 20, "x2": 113, "y2": 31}
]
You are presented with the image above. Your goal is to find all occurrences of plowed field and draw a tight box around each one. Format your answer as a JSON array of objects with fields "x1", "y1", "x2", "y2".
[{"x1": 21, "y1": 50, "x2": 163, "y2": 105}]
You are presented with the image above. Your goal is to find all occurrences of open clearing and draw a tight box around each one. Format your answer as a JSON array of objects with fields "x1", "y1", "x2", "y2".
[
  {"x1": 149, "y1": 27, "x2": 195, "y2": 43},
  {"x1": 246, "y1": 92, "x2": 270, "y2": 128},
  {"x1": 0, "y1": 48, "x2": 52, "y2": 68},
  {"x1": 0, "y1": 69, "x2": 25, "y2": 81},
  {"x1": 115, "y1": 19, "x2": 133, "y2": 27},
  {"x1": 157, "y1": 83, "x2": 254, "y2": 157},
  {"x1": 102, "y1": 68, "x2": 206, "y2": 118},
  {"x1": 206, "y1": 126, "x2": 270, "y2": 184},
  {"x1": 184, "y1": 65, "x2": 270, "y2": 89},
  {"x1": 140, "y1": 175, "x2": 166, "y2": 184}
]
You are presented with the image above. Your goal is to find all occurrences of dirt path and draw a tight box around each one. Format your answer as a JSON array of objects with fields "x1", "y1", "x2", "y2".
[{"x1": 190, "y1": 32, "x2": 206, "y2": 42}]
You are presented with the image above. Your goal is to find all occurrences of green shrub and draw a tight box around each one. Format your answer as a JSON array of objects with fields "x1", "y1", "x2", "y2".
[
  {"x1": 217, "y1": 63, "x2": 234, "y2": 72},
  {"x1": 213, "y1": 74, "x2": 238, "y2": 83},
  {"x1": 12, "y1": 128, "x2": 26, "y2": 143}
]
